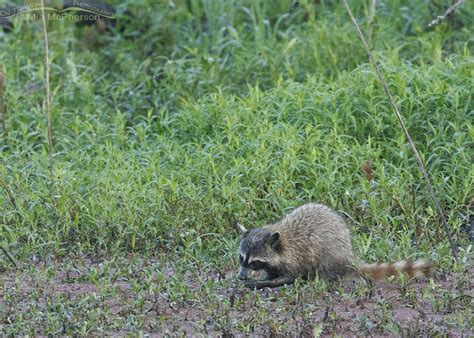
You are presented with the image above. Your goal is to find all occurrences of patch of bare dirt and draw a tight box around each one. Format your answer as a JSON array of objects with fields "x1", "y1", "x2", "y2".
[{"x1": 1, "y1": 260, "x2": 472, "y2": 336}]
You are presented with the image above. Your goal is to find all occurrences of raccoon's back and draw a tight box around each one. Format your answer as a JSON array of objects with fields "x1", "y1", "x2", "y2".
[
  {"x1": 279, "y1": 203, "x2": 349, "y2": 235},
  {"x1": 280, "y1": 203, "x2": 351, "y2": 251},
  {"x1": 270, "y1": 203, "x2": 354, "y2": 279}
]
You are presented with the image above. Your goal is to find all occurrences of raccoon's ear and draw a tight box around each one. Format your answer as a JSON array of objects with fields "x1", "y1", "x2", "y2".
[
  {"x1": 268, "y1": 231, "x2": 280, "y2": 248},
  {"x1": 236, "y1": 223, "x2": 248, "y2": 234}
]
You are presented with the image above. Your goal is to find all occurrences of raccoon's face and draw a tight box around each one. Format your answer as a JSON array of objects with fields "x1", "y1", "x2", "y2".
[{"x1": 237, "y1": 228, "x2": 282, "y2": 280}]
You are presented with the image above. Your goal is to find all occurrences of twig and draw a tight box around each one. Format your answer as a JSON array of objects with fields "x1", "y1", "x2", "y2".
[
  {"x1": 0, "y1": 178, "x2": 17, "y2": 209},
  {"x1": 342, "y1": 0, "x2": 458, "y2": 260},
  {"x1": 1, "y1": 246, "x2": 17, "y2": 267},
  {"x1": 427, "y1": 0, "x2": 465, "y2": 28},
  {"x1": 0, "y1": 66, "x2": 6, "y2": 139},
  {"x1": 40, "y1": 0, "x2": 54, "y2": 179}
]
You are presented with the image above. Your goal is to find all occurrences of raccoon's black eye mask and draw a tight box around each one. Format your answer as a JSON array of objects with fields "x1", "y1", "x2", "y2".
[
  {"x1": 239, "y1": 254, "x2": 268, "y2": 270},
  {"x1": 248, "y1": 260, "x2": 267, "y2": 270}
]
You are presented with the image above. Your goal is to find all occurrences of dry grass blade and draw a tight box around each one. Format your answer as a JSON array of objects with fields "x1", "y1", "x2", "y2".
[
  {"x1": 40, "y1": 0, "x2": 54, "y2": 179},
  {"x1": 342, "y1": 0, "x2": 458, "y2": 260},
  {"x1": 0, "y1": 66, "x2": 5, "y2": 138},
  {"x1": 367, "y1": 0, "x2": 377, "y2": 42}
]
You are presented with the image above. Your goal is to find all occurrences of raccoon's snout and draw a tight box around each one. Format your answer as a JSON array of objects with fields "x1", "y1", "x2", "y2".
[{"x1": 238, "y1": 266, "x2": 251, "y2": 280}]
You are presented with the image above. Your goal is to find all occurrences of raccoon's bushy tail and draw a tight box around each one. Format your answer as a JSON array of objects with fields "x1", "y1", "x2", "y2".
[{"x1": 357, "y1": 259, "x2": 435, "y2": 280}]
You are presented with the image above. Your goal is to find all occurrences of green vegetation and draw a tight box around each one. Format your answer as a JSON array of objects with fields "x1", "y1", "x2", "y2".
[{"x1": 0, "y1": 0, "x2": 472, "y2": 335}]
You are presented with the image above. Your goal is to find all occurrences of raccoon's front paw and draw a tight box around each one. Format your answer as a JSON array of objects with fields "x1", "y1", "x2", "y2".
[{"x1": 243, "y1": 279, "x2": 259, "y2": 289}]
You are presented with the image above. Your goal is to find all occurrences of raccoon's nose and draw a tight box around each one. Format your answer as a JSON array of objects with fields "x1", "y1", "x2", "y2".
[{"x1": 238, "y1": 267, "x2": 249, "y2": 280}]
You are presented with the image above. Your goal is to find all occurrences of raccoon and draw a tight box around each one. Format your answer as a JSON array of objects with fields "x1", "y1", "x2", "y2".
[{"x1": 237, "y1": 203, "x2": 434, "y2": 289}]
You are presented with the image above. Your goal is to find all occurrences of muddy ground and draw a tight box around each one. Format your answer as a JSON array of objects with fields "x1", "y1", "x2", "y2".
[{"x1": 1, "y1": 258, "x2": 472, "y2": 336}]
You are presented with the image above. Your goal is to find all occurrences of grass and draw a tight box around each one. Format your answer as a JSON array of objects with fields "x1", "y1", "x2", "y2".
[{"x1": 0, "y1": 0, "x2": 473, "y2": 335}]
